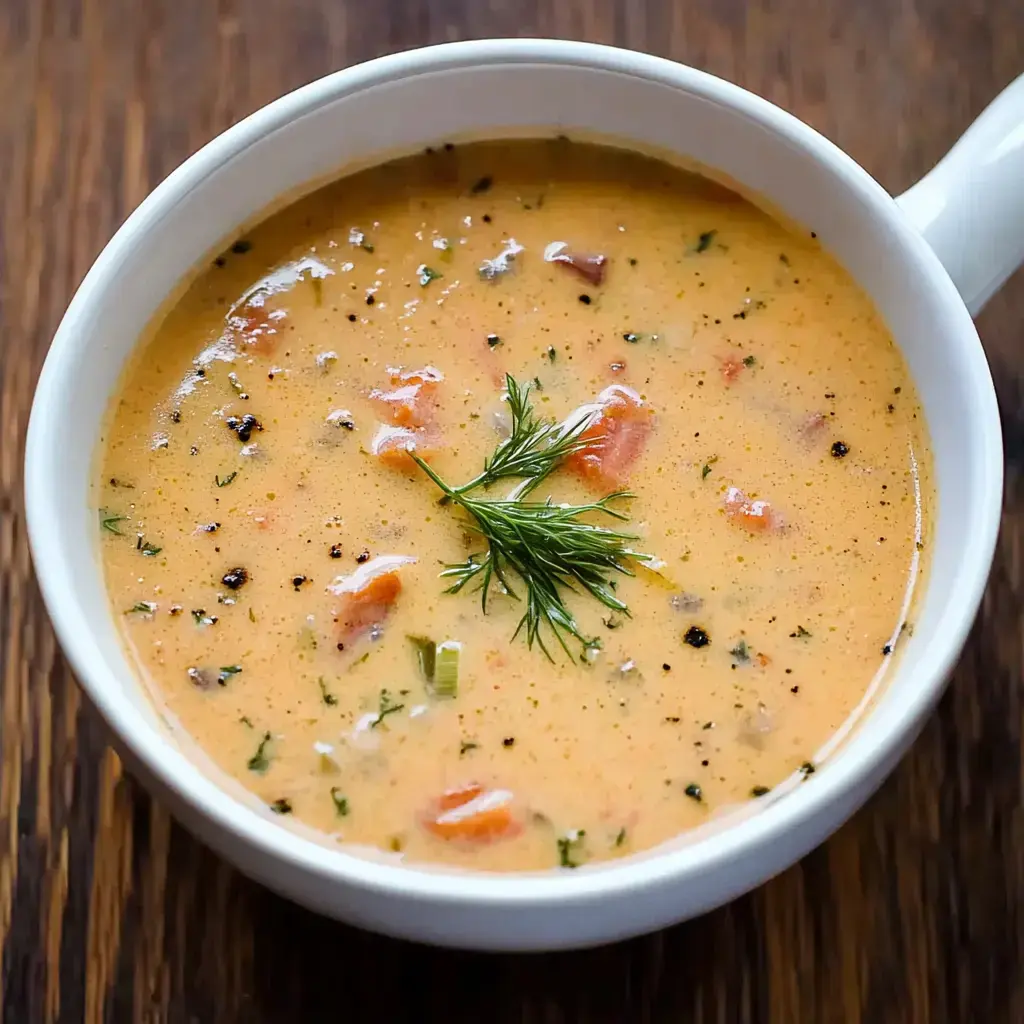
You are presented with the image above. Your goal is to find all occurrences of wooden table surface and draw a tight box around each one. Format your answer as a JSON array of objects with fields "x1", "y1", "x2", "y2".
[{"x1": 2, "y1": 1, "x2": 1023, "y2": 1020}]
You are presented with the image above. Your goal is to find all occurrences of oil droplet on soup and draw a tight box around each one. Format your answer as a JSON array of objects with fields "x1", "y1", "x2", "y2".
[{"x1": 97, "y1": 140, "x2": 929, "y2": 871}]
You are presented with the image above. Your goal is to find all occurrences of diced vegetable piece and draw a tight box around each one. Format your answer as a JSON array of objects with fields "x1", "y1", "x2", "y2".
[
  {"x1": 564, "y1": 385, "x2": 653, "y2": 489},
  {"x1": 228, "y1": 301, "x2": 286, "y2": 354},
  {"x1": 408, "y1": 635, "x2": 437, "y2": 680},
  {"x1": 634, "y1": 557, "x2": 677, "y2": 590},
  {"x1": 433, "y1": 641, "x2": 461, "y2": 697},
  {"x1": 717, "y1": 353, "x2": 746, "y2": 384},
  {"x1": 723, "y1": 486, "x2": 781, "y2": 533},
  {"x1": 370, "y1": 425, "x2": 436, "y2": 467},
  {"x1": 543, "y1": 241, "x2": 608, "y2": 286},
  {"x1": 328, "y1": 555, "x2": 416, "y2": 638},
  {"x1": 370, "y1": 366, "x2": 444, "y2": 426},
  {"x1": 423, "y1": 784, "x2": 519, "y2": 842}
]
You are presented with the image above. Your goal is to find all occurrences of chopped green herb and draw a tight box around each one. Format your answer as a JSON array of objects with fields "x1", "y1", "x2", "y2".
[
  {"x1": 248, "y1": 607, "x2": 257, "y2": 623},
  {"x1": 239, "y1": 715, "x2": 253, "y2": 728},
  {"x1": 684, "y1": 782, "x2": 703, "y2": 802},
  {"x1": 417, "y1": 264, "x2": 443, "y2": 286},
  {"x1": 751, "y1": 785, "x2": 771, "y2": 798},
  {"x1": 269, "y1": 798, "x2": 292, "y2": 814},
  {"x1": 695, "y1": 230, "x2": 717, "y2": 253},
  {"x1": 831, "y1": 440, "x2": 850, "y2": 458},
  {"x1": 486, "y1": 334, "x2": 502, "y2": 348},
  {"x1": 318, "y1": 677, "x2": 338, "y2": 706},
  {"x1": 215, "y1": 471, "x2": 238, "y2": 488},
  {"x1": 125, "y1": 601, "x2": 157, "y2": 615},
  {"x1": 139, "y1": 540, "x2": 162, "y2": 557},
  {"x1": 701, "y1": 455, "x2": 719, "y2": 480},
  {"x1": 217, "y1": 665, "x2": 242, "y2": 686},
  {"x1": 791, "y1": 625, "x2": 812, "y2": 639},
  {"x1": 743, "y1": 355, "x2": 757, "y2": 368},
  {"x1": 614, "y1": 827, "x2": 627, "y2": 848},
  {"x1": 459, "y1": 740, "x2": 479, "y2": 756},
  {"x1": 100, "y1": 511, "x2": 127, "y2": 535},
  {"x1": 556, "y1": 829, "x2": 587, "y2": 869},
  {"x1": 247, "y1": 731, "x2": 272, "y2": 773},
  {"x1": 330, "y1": 787, "x2": 349, "y2": 816},
  {"x1": 191, "y1": 609, "x2": 216, "y2": 627},
  {"x1": 370, "y1": 689, "x2": 404, "y2": 728},
  {"x1": 728, "y1": 639, "x2": 751, "y2": 663},
  {"x1": 800, "y1": 761, "x2": 816, "y2": 777},
  {"x1": 546, "y1": 345, "x2": 557, "y2": 363}
]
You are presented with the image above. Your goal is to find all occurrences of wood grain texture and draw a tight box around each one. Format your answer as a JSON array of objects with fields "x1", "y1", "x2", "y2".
[{"x1": 1, "y1": 0, "x2": 1022, "y2": 1020}]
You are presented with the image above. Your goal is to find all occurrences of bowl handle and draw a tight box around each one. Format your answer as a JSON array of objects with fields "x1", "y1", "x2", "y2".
[{"x1": 896, "y1": 74, "x2": 1024, "y2": 316}]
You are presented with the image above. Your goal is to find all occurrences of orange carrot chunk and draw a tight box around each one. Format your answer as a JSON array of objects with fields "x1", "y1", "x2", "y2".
[
  {"x1": 369, "y1": 366, "x2": 444, "y2": 427},
  {"x1": 370, "y1": 425, "x2": 437, "y2": 467},
  {"x1": 718, "y1": 353, "x2": 745, "y2": 384},
  {"x1": 423, "y1": 784, "x2": 520, "y2": 842},
  {"x1": 564, "y1": 384, "x2": 652, "y2": 489},
  {"x1": 723, "y1": 486, "x2": 781, "y2": 533},
  {"x1": 327, "y1": 555, "x2": 415, "y2": 639},
  {"x1": 228, "y1": 301, "x2": 286, "y2": 354}
]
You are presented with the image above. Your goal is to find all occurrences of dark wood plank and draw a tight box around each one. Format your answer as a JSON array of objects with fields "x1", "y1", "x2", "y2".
[{"x1": 0, "y1": 1, "x2": 1022, "y2": 1020}]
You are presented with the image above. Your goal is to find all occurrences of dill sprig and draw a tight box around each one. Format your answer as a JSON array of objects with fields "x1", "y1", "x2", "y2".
[
  {"x1": 412, "y1": 376, "x2": 652, "y2": 660},
  {"x1": 453, "y1": 375, "x2": 597, "y2": 496}
]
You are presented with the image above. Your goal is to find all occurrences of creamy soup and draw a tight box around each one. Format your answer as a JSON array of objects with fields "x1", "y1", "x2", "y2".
[{"x1": 97, "y1": 140, "x2": 928, "y2": 871}]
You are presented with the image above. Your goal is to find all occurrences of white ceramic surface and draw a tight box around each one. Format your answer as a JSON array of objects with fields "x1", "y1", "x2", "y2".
[{"x1": 24, "y1": 40, "x2": 1022, "y2": 950}]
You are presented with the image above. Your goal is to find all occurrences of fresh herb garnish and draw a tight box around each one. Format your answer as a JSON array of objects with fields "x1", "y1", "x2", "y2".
[
  {"x1": 125, "y1": 601, "x2": 157, "y2": 615},
  {"x1": 701, "y1": 455, "x2": 718, "y2": 480},
  {"x1": 217, "y1": 665, "x2": 242, "y2": 685},
  {"x1": 743, "y1": 355, "x2": 757, "y2": 368},
  {"x1": 790, "y1": 625, "x2": 812, "y2": 639},
  {"x1": 800, "y1": 761, "x2": 816, "y2": 777},
  {"x1": 139, "y1": 540, "x2": 162, "y2": 557},
  {"x1": 695, "y1": 230, "x2": 717, "y2": 253},
  {"x1": 557, "y1": 829, "x2": 587, "y2": 868},
  {"x1": 831, "y1": 440, "x2": 850, "y2": 458},
  {"x1": 751, "y1": 785, "x2": 771, "y2": 798},
  {"x1": 370, "y1": 689, "x2": 404, "y2": 728},
  {"x1": 684, "y1": 782, "x2": 703, "y2": 802},
  {"x1": 269, "y1": 798, "x2": 292, "y2": 814},
  {"x1": 614, "y1": 826, "x2": 627, "y2": 847},
  {"x1": 459, "y1": 740, "x2": 479, "y2": 756},
  {"x1": 330, "y1": 788, "x2": 349, "y2": 816},
  {"x1": 412, "y1": 376, "x2": 651, "y2": 660},
  {"x1": 100, "y1": 511, "x2": 127, "y2": 535},
  {"x1": 215, "y1": 471, "x2": 238, "y2": 488},
  {"x1": 318, "y1": 677, "x2": 338, "y2": 706},
  {"x1": 247, "y1": 732, "x2": 272, "y2": 773},
  {"x1": 417, "y1": 264, "x2": 443, "y2": 286}
]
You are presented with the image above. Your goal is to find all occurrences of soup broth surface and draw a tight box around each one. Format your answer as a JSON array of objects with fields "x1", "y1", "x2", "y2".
[{"x1": 98, "y1": 140, "x2": 928, "y2": 871}]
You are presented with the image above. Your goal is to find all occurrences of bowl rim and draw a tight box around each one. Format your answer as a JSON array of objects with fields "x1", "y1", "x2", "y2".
[{"x1": 25, "y1": 37, "x2": 1003, "y2": 907}]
